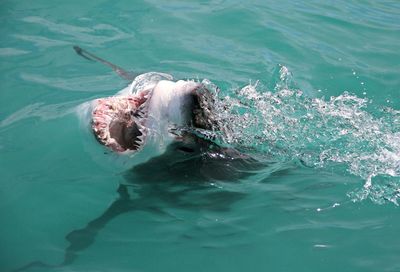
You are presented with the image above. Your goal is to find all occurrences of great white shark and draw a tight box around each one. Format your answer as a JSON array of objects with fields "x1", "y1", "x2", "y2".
[
  {"x1": 90, "y1": 73, "x2": 217, "y2": 158},
  {"x1": 13, "y1": 47, "x2": 264, "y2": 272},
  {"x1": 73, "y1": 45, "x2": 227, "y2": 172}
]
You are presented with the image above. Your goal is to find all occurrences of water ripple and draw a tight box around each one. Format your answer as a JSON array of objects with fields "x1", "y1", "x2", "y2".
[
  {"x1": 20, "y1": 72, "x2": 121, "y2": 92},
  {"x1": 16, "y1": 16, "x2": 134, "y2": 48},
  {"x1": 0, "y1": 47, "x2": 29, "y2": 56}
]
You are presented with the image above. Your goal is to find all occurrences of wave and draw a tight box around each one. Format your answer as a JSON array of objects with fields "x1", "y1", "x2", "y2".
[{"x1": 203, "y1": 65, "x2": 400, "y2": 204}]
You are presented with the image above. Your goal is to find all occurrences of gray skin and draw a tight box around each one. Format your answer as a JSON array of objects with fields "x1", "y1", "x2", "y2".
[{"x1": 12, "y1": 47, "x2": 264, "y2": 272}]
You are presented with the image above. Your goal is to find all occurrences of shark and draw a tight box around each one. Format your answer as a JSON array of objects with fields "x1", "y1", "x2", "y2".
[
  {"x1": 75, "y1": 46, "x2": 219, "y2": 163},
  {"x1": 13, "y1": 47, "x2": 264, "y2": 272}
]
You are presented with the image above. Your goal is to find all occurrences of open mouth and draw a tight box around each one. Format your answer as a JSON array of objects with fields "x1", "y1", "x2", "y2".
[{"x1": 91, "y1": 90, "x2": 151, "y2": 152}]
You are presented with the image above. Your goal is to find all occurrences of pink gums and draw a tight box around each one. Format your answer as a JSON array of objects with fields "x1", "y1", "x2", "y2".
[{"x1": 91, "y1": 91, "x2": 149, "y2": 152}]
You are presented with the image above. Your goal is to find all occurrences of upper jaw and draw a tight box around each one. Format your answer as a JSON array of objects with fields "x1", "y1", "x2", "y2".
[{"x1": 91, "y1": 89, "x2": 152, "y2": 153}]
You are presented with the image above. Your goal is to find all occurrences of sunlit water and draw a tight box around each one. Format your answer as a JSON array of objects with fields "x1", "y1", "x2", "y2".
[{"x1": 1, "y1": 1, "x2": 399, "y2": 272}]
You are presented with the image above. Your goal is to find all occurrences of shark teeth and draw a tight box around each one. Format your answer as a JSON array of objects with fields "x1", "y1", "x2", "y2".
[
  {"x1": 134, "y1": 110, "x2": 145, "y2": 118},
  {"x1": 91, "y1": 92, "x2": 152, "y2": 153}
]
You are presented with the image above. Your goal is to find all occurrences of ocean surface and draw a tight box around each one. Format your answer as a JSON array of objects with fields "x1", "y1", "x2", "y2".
[{"x1": 1, "y1": 1, "x2": 399, "y2": 271}]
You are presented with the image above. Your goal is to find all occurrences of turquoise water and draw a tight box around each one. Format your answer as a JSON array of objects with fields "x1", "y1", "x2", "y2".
[{"x1": 1, "y1": 1, "x2": 400, "y2": 271}]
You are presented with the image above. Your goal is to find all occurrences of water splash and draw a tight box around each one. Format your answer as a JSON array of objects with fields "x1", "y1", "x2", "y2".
[{"x1": 203, "y1": 65, "x2": 400, "y2": 205}]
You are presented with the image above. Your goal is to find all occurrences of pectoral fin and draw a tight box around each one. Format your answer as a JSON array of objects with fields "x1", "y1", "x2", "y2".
[{"x1": 73, "y1": 46, "x2": 137, "y2": 81}]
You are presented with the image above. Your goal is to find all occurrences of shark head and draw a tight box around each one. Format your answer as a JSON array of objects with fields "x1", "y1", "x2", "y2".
[{"x1": 91, "y1": 77, "x2": 207, "y2": 153}]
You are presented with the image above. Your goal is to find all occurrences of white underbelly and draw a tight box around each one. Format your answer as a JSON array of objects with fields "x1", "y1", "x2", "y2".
[{"x1": 144, "y1": 79, "x2": 200, "y2": 153}]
